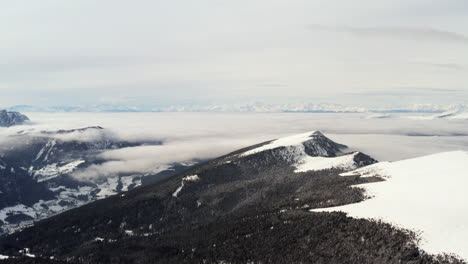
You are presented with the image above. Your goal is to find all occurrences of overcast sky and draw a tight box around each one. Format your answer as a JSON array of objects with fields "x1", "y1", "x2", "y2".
[{"x1": 1, "y1": 0, "x2": 467, "y2": 107}]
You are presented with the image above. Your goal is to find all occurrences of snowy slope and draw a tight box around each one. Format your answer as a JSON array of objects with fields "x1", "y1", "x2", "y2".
[
  {"x1": 0, "y1": 126, "x2": 185, "y2": 235},
  {"x1": 295, "y1": 152, "x2": 361, "y2": 172},
  {"x1": 315, "y1": 151, "x2": 468, "y2": 260},
  {"x1": 33, "y1": 160, "x2": 85, "y2": 182},
  {"x1": 241, "y1": 131, "x2": 318, "y2": 157}
]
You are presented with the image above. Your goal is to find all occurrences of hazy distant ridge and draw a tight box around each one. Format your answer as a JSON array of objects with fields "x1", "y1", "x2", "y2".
[{"x1": 5, "y1": 103, "x2": 466, "y2": 113}]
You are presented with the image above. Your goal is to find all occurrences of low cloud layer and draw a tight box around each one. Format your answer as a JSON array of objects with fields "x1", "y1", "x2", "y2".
[
  {"x1": 2, "y1": 112, "x2": 468, "y2": 181},
  {"x1": 72, "y1": 138, "x2": 261, "y2": 181}
]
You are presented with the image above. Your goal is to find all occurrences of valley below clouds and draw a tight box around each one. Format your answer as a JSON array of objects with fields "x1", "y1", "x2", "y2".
[{"x1": 2, "y1": 112, "x2": 467, "y2": 181}]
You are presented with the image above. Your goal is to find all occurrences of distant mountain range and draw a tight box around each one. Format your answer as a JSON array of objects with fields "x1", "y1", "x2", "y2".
[{"x1": 4, "y1": 103, "x2": 467, "y2": 113}]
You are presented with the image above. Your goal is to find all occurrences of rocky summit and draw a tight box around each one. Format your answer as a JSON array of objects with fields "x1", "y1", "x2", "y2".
[{"x1": 0, "y1": 111, "x2": 29, "y2": 127}]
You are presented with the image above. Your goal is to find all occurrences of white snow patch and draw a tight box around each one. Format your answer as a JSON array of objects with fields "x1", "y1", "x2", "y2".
[
  {"x1": 34, "y1": 139, "x2": 56, "y2": 162},
  {"x1": 295, "y1": 152, "x2": 359, "y2": 173},
  {"x1": 339, "y1": 161, "x2": 392, "y2": 178},
  {"x1": 241, "y1": 131, "x2": 316, "y2": 157},
  {"x1": 183, "y1": 175, "x2": 200, "y2": 182},
  {"x1": 172, "y1": 175, "x2": 200, "y2": 197},
  {"x1": 314, "y1": 151, "x2": 468, "y2": 260},
  {"x1": 172, "y1": 182, "x2": 185, "y2": 198},
  {"x1": 96, "y1": 177, "x2": 119, "y2": 198},
  {"x1": 19, "y1": 248, "x2": 35, "y2": 258},
  {"x1": 120, "y1": 175, "x2": 139, "y2": 192},
  {"x1": 34, "y1": 160, "x2": 85, "y2": 182},
  {"x1": 0, "y1": 204, "x2": 37, "y2": 223}
]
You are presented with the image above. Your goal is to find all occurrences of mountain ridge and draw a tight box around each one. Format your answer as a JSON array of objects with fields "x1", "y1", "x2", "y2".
[
  {"x1": 0, "y1": 131, "x2": 460, "y2": 263},
  {"x1": 0, "y1": 111, "x2": 29, "y2": 127}
]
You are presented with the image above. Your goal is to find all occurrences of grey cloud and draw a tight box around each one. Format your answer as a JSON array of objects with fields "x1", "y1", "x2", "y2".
[
  {"x1": 1, "y1": 1, "x2": 468, "y2": 108},
  {"x1": 307, "y1": 24, "x2": 468, "y2": 44},
  {"x1": 256, "y1": 84, "x2": 289, "y2": 88},
  {"x1": 0, "y1": 55, "x2": 181, "y2": 81},
  {"x1": 415, "y1": 62, "x2": 465, "y2": 70},
  {"x1": 347, "y1": 87, "x2": 467, "y2": 96}
]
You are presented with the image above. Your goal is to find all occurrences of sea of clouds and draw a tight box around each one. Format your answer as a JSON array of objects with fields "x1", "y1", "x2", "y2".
[{"x1": 1, "y1": 112, "x2": 468, "y2": 181}]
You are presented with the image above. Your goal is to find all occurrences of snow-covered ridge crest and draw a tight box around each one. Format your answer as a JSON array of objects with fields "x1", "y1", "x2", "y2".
[
  {"x1": 339, "y1": 161, "x2": 392, "y2": 178},
  {"x1": 296, "y1": 152, "x2": 361, "y2": 173},
  {"x1": 239, "y1": 131, "x2": 375, "y2": 172},
  {"x1": 241, "y1": 131, "x2": 344, "y2": 157},
  {"x1": 241, "y1": 131, "x2": 318, "y2": 157},
  {"x1": 315, "y1": 151, "x2": 468, "y2": 260}
]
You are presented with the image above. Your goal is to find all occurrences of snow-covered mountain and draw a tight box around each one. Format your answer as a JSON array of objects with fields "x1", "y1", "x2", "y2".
[
  {"x1": 0, "y1": 110, "x2": 29, "y2": 127},
  {"x1": 0, "y1": 126, "x2": 191, "y2": 235},
  {"x1": 317, "y1": 151, "x2": 468, "y2": 260},
  {"x1": 1, "y1": 131, "x2": 466, "y2": 263},
  {"x1": 2, "y1": 131, "x2": 459, "y2": 263},
  {"x1": 237, "y1": 131, "x2": 375, "y2": 172}
]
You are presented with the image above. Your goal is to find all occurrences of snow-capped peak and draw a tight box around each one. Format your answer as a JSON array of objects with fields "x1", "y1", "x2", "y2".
[
  {"x1": 0, "y1": 110, "x2": 29, "y2": 127},
  {"x1": 240, "y1": 131, "x2": 375, "y2": 172},
  {"x1": 241, "y1": 131, "x2": 319, "y2": 157},
  {"x1": 241, "y1": 131, "x2": 346, "y2": 158}
]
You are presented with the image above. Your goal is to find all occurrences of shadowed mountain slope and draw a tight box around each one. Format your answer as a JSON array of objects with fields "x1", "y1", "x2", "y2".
[{"x1": 0, "y1": 131, "x2": 463, "y2": 264}]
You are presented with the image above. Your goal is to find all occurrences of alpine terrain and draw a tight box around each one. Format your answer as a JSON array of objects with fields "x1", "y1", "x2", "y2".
[
  {"x1": 0, "y1": 131, "x2": 464, "y2": 263},
  {"x1": 0, "y1": 125, "x2": 192, "y2": 235}
]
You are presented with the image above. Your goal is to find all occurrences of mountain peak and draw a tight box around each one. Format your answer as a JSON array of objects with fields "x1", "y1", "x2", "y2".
[
  {"x1": 241, "y1": 131, "x2": 347, "y2": 158},
  {"x1": 311, "y1": 131, "x2": 324, "y2": 136},
  {"x1": 304, "y1": 131, "x2": 347, "y2": 157},
  {"x1": 0, "y1": 131, "x2": 385, "y2": 263},
  {"x1": 0, "y1": 110, "x2": 30, "y2": 127}
]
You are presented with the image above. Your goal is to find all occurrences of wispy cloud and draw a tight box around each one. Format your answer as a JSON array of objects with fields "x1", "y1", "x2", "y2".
[
  {"x1": 307, "y1": 25, "x2": 468, "y2": 45},
  {"x1": 256, "y1": 84, "x2": 289, "y2": 88},
  {"x1": 415, "y1": 62, "x2": 465, "y2": 71},
  {"x1": 347, "y1": 87, "x2": 466, "y2": 96}
]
